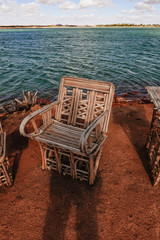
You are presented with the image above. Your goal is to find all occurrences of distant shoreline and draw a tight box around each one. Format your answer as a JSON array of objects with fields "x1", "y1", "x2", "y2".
[{"x1": 0, "y1": 24, "x2": 160, "y2": 29}]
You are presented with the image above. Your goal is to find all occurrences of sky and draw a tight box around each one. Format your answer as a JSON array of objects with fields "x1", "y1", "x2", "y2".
[{"x1": 0, "y1": 0, "x2": 160, "y2": 25}]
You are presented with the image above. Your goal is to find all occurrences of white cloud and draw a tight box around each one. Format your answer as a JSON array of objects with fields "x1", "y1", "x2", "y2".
[
  {"x1": 122, "y1": 0, "x2": 157, "y2": 15},
  {"x1": 116, "y1": 12, "x2": 160, "y2": 24},
  {"x1": 0, "y1": 0, "x2": 160, "y2": 25},
  {"x1": 0, "y1": 0, "x2": 41, "y2": 14},
  {"x1": 52, "y1": 12, "x2": 97, "y2": 24},
  {"x1": 79, "y1": 0, "x2": 111, "y2": 8},
  {"x1": 37, "y1": 0, "x2": 62, "y2": 5},
  {"x1": 135, "y1": 1, "x2": 155, "y2": 11},
  {"x1": 59, "y1": 1, "x2": 78, "y2": 10},
  {"x1": 144, "y1": 0, "x2": 160, "y2": 3},
  {"x1": 0, "y1": 0, "x2": 9, "y2": 12},
  {"x1": 0, "y1": 0, "x2": 19, "y2": 12},
  {"x1": 21, "y1": 2, "x2": 40, "y2": 14},
  {"x1": 122, "y1": 8, "x2": 146, "y2": 15},
  {"x1": 0, "y1": 4, "x2": 9, "y2": 11},
  {"x1": 0, "y1": 0, "x2": 44, "y2": 24},
  {"x1": 0, "y1": 0, "x2": 4, "y2": 5},
  {"x1": 60, "y1": 0, "x2": 112, "y2": 10}
]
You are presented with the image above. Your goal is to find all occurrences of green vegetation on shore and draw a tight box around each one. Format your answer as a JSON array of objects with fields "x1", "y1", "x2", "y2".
[
  {"x1": 0, "y1": 24, "x2": 160, "y2": 29},
  {"x1": 96, "y1": 23, "x2": 160, "y2": 27}
]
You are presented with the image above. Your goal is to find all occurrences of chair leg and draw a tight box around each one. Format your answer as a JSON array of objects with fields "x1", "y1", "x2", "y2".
[
  {"x1": 59, "y1": 150, "x2": 72, "y2": 177},
  {"x1": 74, "y1": 154, "x2": 89, "y2": 181},
  {"x1": 70, "y1": 152, "x2": 75, "y2": 179},
  {"x1": 0, "y1": 159, "x2": 12, "y2": 187},
  {"x1": 94, "y1": 149, "x2": 102, "y2": 178},
  {"x1": 153, "y1": 168, "x2": 160, "y2": 187},
  {"x1": 54, "y1": 147, "x2": 61, "y2": 174},
  {"x1": 38, "y1": 143, "x2": 47, "y2": 170},
  {"x1": 146, "y1": 108, "x2": 158, "y2": 150},
  {"x1": 2, "y1": 162, "x2": 12, "y2": 186},
  {"x1": 145, "y1": 109, "x2": 160, "y2": 186},
  {"x1": 89, "y1": 157, "x2": 94, "y2": 185},
  {"x1": 37, "y1": 143, "x2": 101, "y2": 185}
]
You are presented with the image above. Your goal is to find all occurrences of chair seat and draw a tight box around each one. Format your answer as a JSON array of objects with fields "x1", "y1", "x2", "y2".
[{"x1": 35, "y1": 121, "x2": 85, "y2": 154}]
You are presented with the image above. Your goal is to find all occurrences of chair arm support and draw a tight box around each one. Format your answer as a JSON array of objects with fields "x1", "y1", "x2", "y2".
[
  {"x1": 79, "y1": 110, "x2": 108, "y2": 155},
  {"x1": 19, "y1": 100, "x2": 60, "y2": 138}
]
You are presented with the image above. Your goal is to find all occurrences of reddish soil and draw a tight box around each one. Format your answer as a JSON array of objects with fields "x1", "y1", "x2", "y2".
[{"x1": 0, "y1": 103, "x2": 160, "y2": 240}]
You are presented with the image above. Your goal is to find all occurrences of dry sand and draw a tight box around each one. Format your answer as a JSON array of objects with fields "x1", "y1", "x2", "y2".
[{"x1": 0, "y1": 102, "x2": 160, "y2": 240}]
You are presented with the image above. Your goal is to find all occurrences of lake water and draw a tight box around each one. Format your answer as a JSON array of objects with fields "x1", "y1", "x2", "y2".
[{"x1": 0, "y1": 27, "x2": 160, "y2": 105}]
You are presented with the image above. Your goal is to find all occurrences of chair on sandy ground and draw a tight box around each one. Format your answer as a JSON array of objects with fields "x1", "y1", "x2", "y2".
[
  {"x1": 20, "y1": 76, "x2": 115, "y2": 185},
  {"x1": 146, "y1": 86, "x2": 160, "y2": 187},
  {"x1": 0, "y1": 122, "x2": 12, "y2": 187}
]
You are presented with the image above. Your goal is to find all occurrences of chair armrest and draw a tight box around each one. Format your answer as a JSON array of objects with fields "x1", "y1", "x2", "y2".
[
  {"x1": 79, "y1": 110, "x2": 108, "y2": 155},
  {"x1": 19, "y1": 100, "x2": 60, "y2": 138}
]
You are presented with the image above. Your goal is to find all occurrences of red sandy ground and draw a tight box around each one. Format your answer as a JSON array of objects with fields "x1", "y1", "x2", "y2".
[{"x1": 0, "y1": 103, "x2": 160, "y2": 240}]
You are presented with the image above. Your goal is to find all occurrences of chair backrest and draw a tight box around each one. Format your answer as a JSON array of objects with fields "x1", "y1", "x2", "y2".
[{"x1": 55, "y1": 76, "x2": 114, "y2": 132}]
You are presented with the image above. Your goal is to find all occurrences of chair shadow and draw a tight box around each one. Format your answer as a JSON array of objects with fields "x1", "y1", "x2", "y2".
[
  {"x1": 43, "y1": 172, "x2": 102, "y2": 240},
  {"x1": 6, "y1": 130, "x2": 29, "y2": 181},
  {"x1": 112, "y1": 105, "x2": 152, "y2": 183}
]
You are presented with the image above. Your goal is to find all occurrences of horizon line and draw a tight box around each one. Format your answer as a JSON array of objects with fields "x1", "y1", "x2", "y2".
[{"x1": 1, "y1": 23, "x2": 160, "y2": 28}]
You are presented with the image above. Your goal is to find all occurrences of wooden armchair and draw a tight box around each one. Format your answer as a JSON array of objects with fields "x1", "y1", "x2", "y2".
[
  {"x1": 0, "y1": 122, "x2": 12, "y2": 187},
  {"x1": 20, "y1": 76, "x2": 114, "y2": 184}
]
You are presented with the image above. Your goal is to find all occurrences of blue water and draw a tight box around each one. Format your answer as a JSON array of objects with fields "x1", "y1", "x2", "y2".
[{"x1": 0, "y1": 28, "x2": 160, "y2": 105}]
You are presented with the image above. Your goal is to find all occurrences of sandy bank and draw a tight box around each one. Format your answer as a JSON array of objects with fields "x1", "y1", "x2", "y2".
[{"x1": 0, "y1": 102, "x2": 160, "y2": 240}]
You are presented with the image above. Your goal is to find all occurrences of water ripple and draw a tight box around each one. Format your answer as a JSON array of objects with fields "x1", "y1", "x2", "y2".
[{"x1": 0, "y1": 28, "x2": 160, "y2": 104}]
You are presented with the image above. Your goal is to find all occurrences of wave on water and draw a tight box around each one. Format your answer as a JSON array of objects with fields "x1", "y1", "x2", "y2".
[{"x1": 0, "y1": 28, "x2": 160, "y2": 106}]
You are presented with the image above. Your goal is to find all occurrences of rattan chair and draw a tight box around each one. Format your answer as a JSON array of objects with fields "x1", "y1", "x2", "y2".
[
  {"x1": 0, "y1": 122, "x2": 12, "y2": 187},
  {"x1": 20, "y1": 76, "x2": 114, "y2": 184}
]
